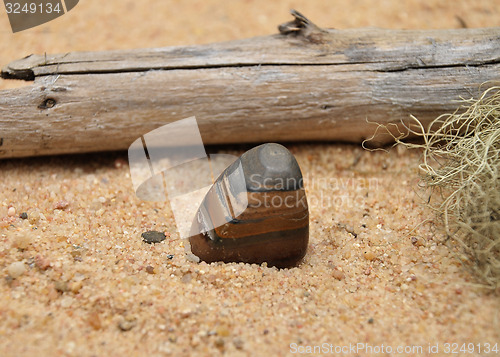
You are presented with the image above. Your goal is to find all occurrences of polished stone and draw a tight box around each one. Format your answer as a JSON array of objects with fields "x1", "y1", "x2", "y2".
[{"x1": 188, "y1": 143, "x2": 309, "y2": 268}]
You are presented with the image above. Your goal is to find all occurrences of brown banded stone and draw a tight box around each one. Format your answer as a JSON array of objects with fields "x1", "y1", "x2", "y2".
[{"x1": 188, "y1": 143, "x2": 309, "y2": 268}]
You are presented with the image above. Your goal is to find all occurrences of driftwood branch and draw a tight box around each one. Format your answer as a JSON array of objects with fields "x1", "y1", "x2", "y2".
[{"x1": 1, "y1": 10, "x2": 499, "y2": 158}]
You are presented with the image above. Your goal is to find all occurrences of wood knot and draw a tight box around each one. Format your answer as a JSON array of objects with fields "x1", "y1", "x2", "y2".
[{"x1": 38, "y1": 98, "x2": 56, "y2": 109}]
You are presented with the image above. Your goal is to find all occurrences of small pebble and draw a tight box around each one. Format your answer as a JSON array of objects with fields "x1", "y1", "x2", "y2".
[
  {"x1": 368, "y1": 317, "x2": 375, "y2": 324},
  {"x1": 12, "y1": 234, "x2": 31, "y2": 250},
  {"x1": 28, "y1": 209, "x2": 40, "y2": 224},
  {"x1": 145, "y1": 265, "x2": 156, "y2": 274},
  {"x1": 141, "y1": 231, "x2": 166, "y2": 244},
  {"x1": 70, "y1": 281, "x2": 83, "y2": 293},
  {"x1": 70, "y1": 246, "x2": 84, "y2": 260},
  {"x1": 7, "y1": 261, "x2": 26, "y2": 278},
  {"x1": 118, "y1": 316, "x2": 137, "y2": 331},
  {"x1": 396, "y1": 143, "x2": 407, "y2": 155},
  {"x1": 363, "y1": 251, "x2": 376, "y2": 261},
  {"x1": 60, "y1": 296, "x2": 74, "y2": 308},
  {"x1": 55, "y1": 281, "x2": 69, "y2": 293},
  {"x1": 181, "y1": 273, "x2": 192, "y2": 283},
  {"x1": 88, "y1": 312, "x2": 102, "y2": 330},
  {"x1": 216, "y1": 326, "x2": 230, "y2": 337},
  {"x1": 179, "y1": 309, "x2": 193, "y2": 319},
  {"x1": 190, "y1": 335, "x2": 201, "y2": 347},
  {"x1": 233, "y1": 337, "x2": 244, "y2": 350},
  {"x1": 185, "y1": 253, "x2": 200, "y2": 263},
  {"x1": 7, "y1": 207, "x2": 16, "y2": 216},
  {"x1": 332, "y1": 270, "x2": 345, "y2": 281},
  {"x1": 214, "y1": 338, "x2": 225, "y2": 350},
  {"x1": 95, "y1": 208, "x2": 105, "y2": 217},
  {"x1": 19, "y1": 212, "x2": 28, "y2": 220},
  {"x1": 411, "y1": 236, "x2": 424, "y2": 247},
  {"x1": 54, "y1": 200, "x2": 70, "y2": 210},
  {"x1": 35, "y1": 255, "x2": 51, "y2": 270}
]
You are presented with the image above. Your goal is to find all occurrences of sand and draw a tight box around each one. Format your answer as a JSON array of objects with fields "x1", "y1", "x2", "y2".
[{"x1": 1, "y1": 1, "x2": 499, "y2": 356}]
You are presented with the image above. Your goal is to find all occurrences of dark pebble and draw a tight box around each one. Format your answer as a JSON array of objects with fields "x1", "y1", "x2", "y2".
[
  {"x1": 19, "y1": 212, "x2": 28, "y2": 219},
  {"x1": 166, "y1": 254, "x2": 174, "y2": 259},
  {"x1": 141, "y1": 231, "x2": 166, "y2": 244},
  {"x1": 189, "y1": 143, "x2": 309, "y2": 268}
]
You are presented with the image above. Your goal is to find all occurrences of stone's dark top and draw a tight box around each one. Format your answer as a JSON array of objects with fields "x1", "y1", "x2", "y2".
[
  {"x1": 141, "y1": 231, "x2": 166, "y2": 244},
  {"x1": 189, "y1": 143, "x2": 309, "y2": 268},
  {"x1": 226, "y1": 143, "x2": 304, "y2": 193}
]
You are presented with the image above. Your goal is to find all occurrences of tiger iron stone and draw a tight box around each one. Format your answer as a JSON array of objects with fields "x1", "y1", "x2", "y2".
[{"x1": 188, "y1": 143, "x2": 309, "y2": 268}]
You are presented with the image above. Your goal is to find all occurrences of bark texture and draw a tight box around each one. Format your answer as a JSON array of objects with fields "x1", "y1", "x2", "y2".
[{"x1": 1, "y1": 10, "x2": 499, "y2": 158}]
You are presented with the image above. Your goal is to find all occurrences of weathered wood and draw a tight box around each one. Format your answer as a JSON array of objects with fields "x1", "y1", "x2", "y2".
[{"x1": 1, "y1": 10, "x2": 499, "y2": 158}]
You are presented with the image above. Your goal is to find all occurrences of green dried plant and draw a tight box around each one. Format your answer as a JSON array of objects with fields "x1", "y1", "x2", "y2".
[{"x1": 366, "y1": 86, "x2": 500, "y2": 290}]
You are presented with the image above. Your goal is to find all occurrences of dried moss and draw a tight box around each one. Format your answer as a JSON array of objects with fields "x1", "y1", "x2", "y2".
[{"x1": 366, "y1": 86, "x2": 500, "y2": 290}]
